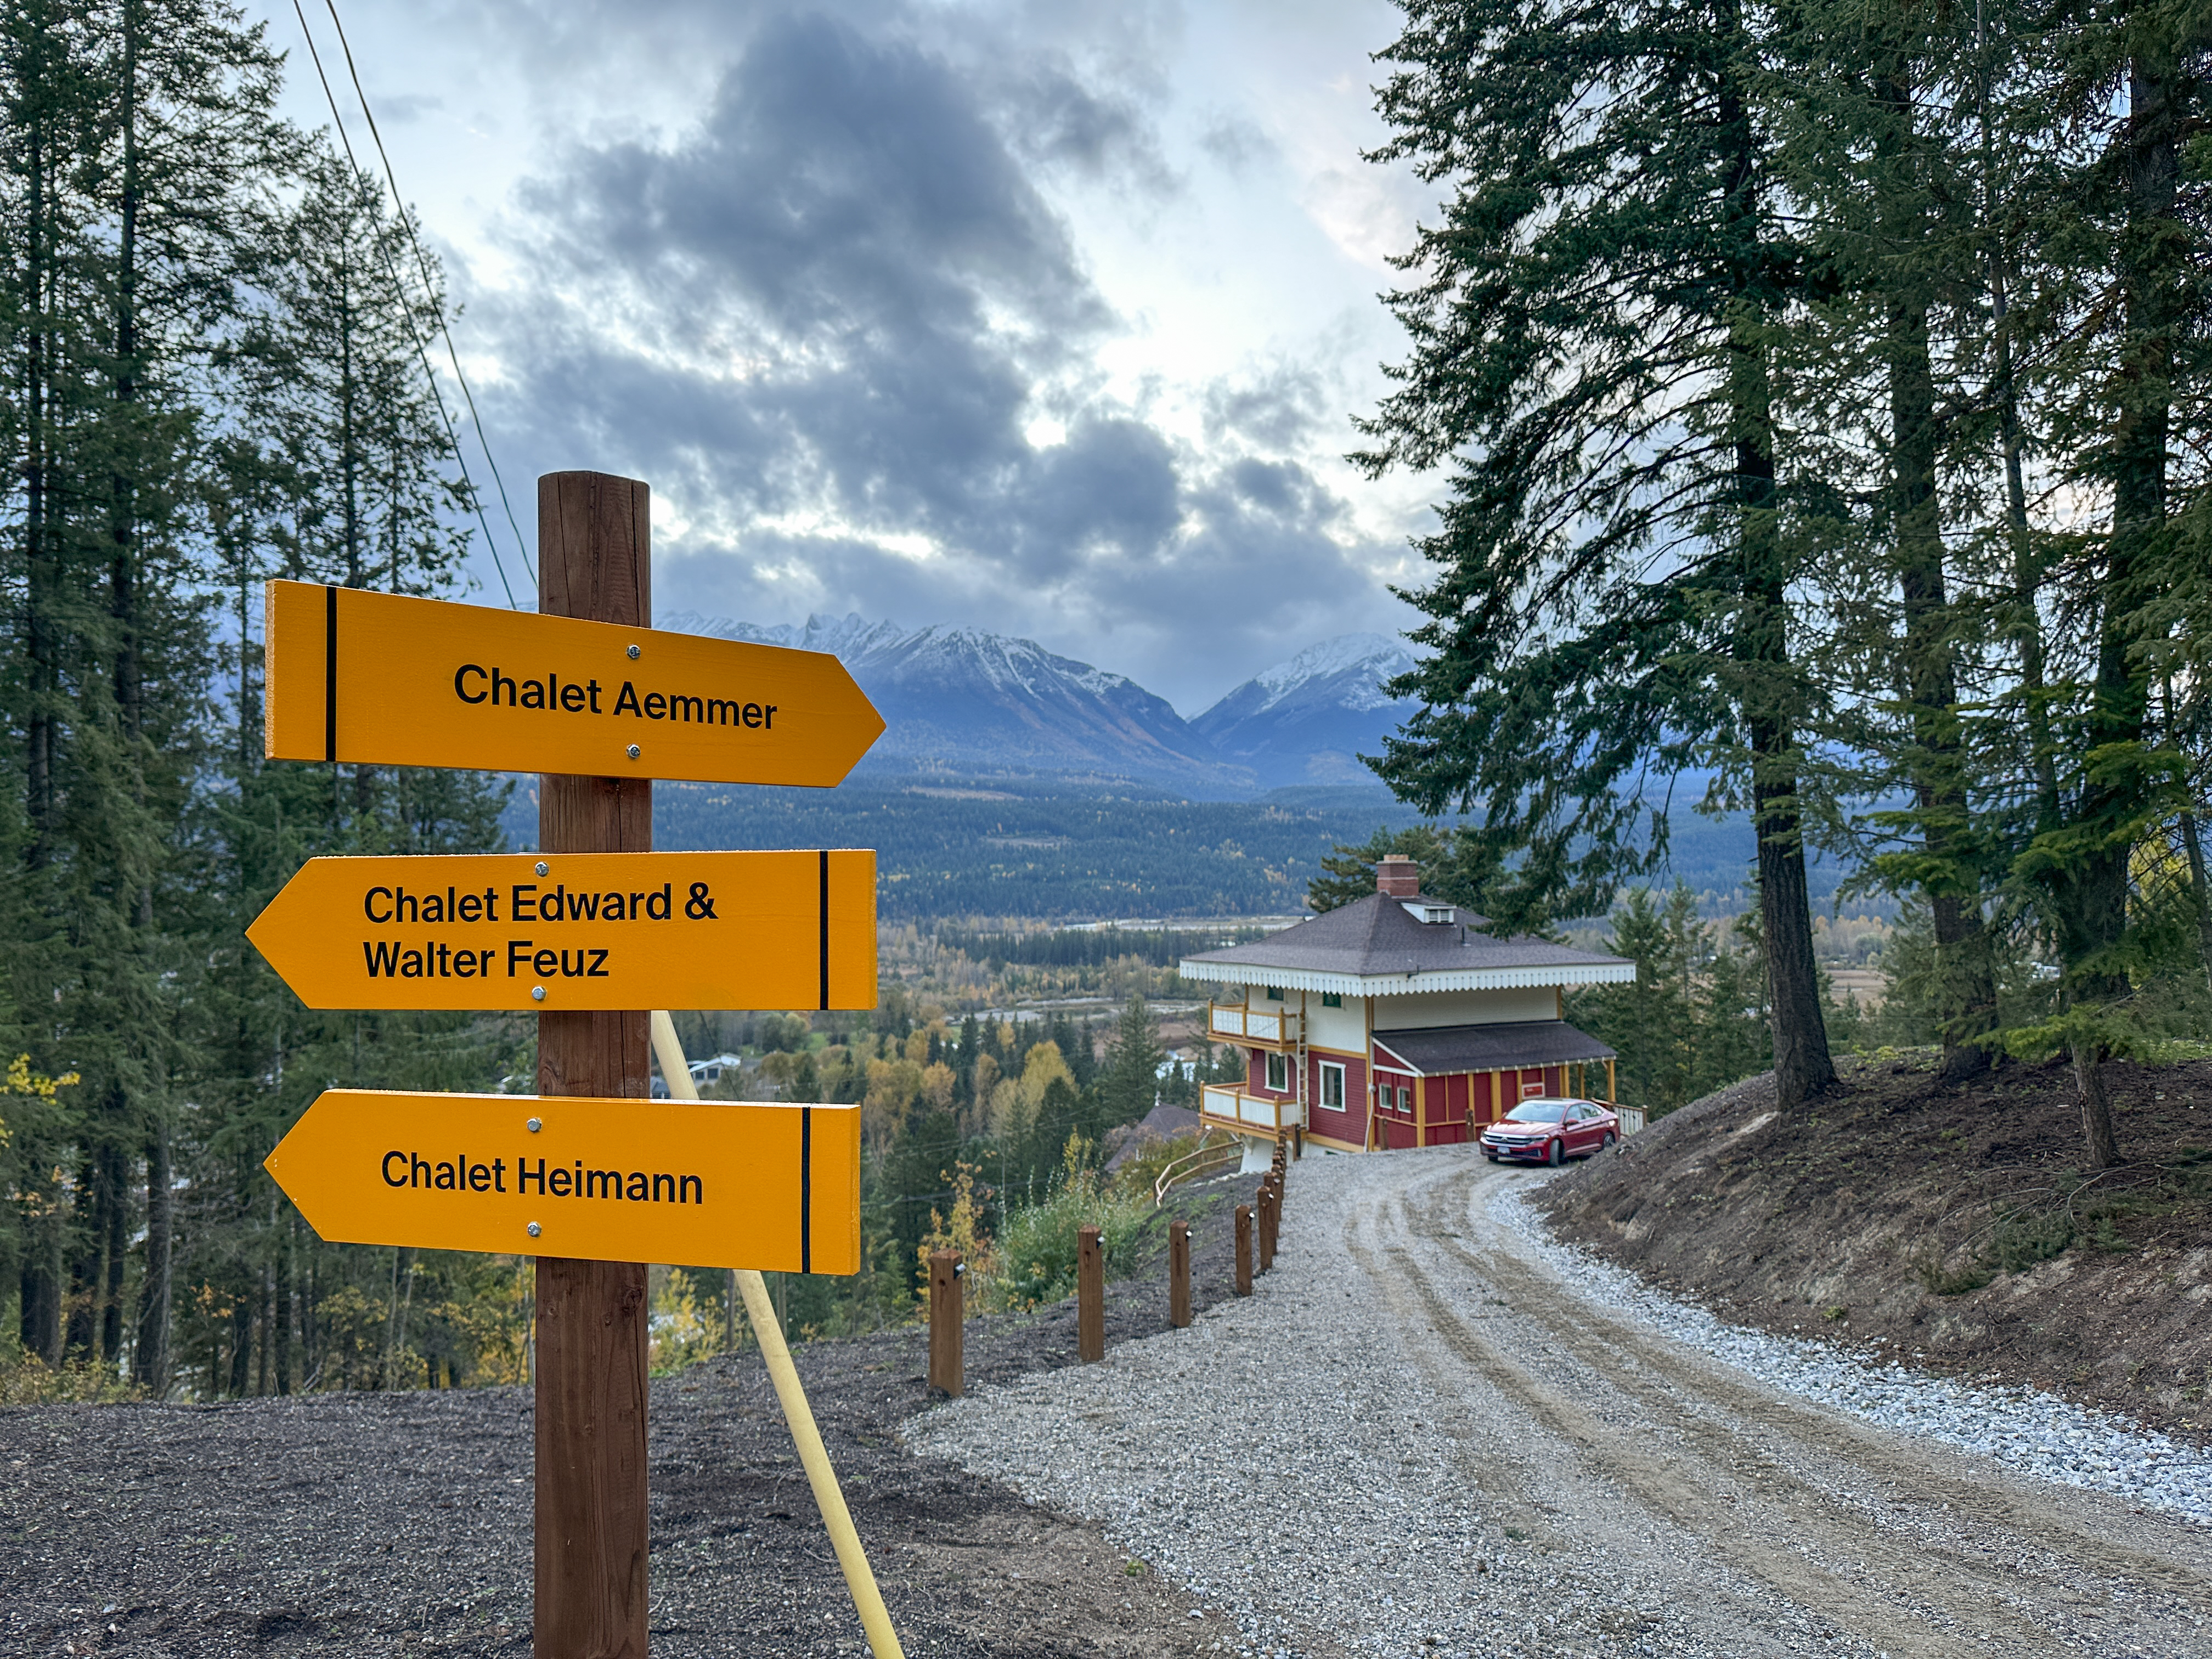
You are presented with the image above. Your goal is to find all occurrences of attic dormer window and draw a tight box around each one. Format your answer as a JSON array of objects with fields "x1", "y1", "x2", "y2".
[{"x1": 1403, "y1": 902, "x2": 1455, "y2": 924}]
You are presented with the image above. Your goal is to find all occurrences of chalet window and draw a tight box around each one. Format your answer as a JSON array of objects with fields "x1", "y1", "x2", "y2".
[
  {"x1": 1264, "y1": 986, "x2": 1285, "y2": 1001},
  {"x1": 1320, "y1": 1062, "x2": 1346, "y2": 1110},
  {"x1": 1320, "y1": 992, "x2": 1342, "y2": 1008},
  {"x1": 1398, "y1": 1085, "x2": 1414, "y2": 1112},
  {"x1": 1265, "y1": 1052, "x2": 1288, "y2": 1092}
]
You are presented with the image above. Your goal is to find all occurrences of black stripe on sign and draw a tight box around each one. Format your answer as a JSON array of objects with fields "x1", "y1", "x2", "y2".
[
  {"x1": 799, "y1": 1106, "x2": 813, "y2": 1274},
  {"x1": 818, "y1": 849, "x2": 831, "y2": 1009},
  {"x1": 324, "y1": 584, "x2": 339, "y2": 763}
]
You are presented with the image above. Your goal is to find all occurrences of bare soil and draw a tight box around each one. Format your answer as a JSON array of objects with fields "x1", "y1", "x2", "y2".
[
  {"x1": 0, "y1": 1173, "x2": 1259, "y2": 1657},
  {"x1": 1536, "y1": 1054, "x2": 2212, "y2": 1438}
]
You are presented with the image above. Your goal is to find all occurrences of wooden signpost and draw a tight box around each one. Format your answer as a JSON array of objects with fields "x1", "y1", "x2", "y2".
[
  {"x1": 248, "y1": 849, "x2": 876, "y2": 1011},
  {"x1": 253, "y1": 471, "x2": 890, "y2": 1658},
  {"x1": 262, "y1": 576, "x2": 884, "y2": 785},
  {"x1": 262, "y1": 1089, "x2": 861, "y2": 1274}
]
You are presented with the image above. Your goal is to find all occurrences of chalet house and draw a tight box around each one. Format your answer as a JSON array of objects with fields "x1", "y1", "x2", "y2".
[{"x1": 1178, "y1": 859, "x2": 1636, "y2": 1152}]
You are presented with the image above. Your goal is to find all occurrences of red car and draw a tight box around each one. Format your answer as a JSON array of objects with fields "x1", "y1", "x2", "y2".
[{"x1": 1479, "y1": 1097, "x2": 1620, "y2": 1165}]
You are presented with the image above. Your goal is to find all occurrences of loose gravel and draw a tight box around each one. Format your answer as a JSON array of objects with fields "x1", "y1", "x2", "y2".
[
  {"x1": 906, "y1": 1147, "x2": 2212, "y2": 1658},
  {"x1": 1492, "y1": 1181, "x2": 2212, "y2": 1528}
]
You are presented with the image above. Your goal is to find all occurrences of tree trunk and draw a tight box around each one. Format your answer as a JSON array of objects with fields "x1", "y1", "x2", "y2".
[
  {"x1": 2073, "y1": 1040, "x2": 2123, "y2": 1169},
  {"x1": 100, "y1": 1139, "x2": 128, "y2": 1362},
  {"x1": 1882, "y1": 100, "x2": 1996, "y2": 1079},
  {"x1": 134, "y1": 1111, "x2": 172, "y2": 1393},
  {"x1": 1720, "y1": 26, "x2": 1833, "y2": 1109},
  {"x1": 2057, "y1": 42, "x2": 2182, "y2": 1159}
]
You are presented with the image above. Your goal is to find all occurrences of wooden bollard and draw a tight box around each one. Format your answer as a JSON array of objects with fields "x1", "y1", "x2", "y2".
[
  {"x1": 1168, "y1": 1218, "x2": 1192, "y2": 1329},
  {"x1": 928, "y1": 1249, "x2": 963, "y2": 1397},
  {"x1": 1234, "y1": 1204, "x2": 1253, "y2": 1295},
  {"x1": 1077, "y1": 1226, "x2": 1105, "y2": 1362},
  {"x1": 1257, "y1": 1182, "x2": 1277, "y2": 1272},
  {"x1": 1293, "y1": 1125, "x2": 1303, "y2": 1161}
]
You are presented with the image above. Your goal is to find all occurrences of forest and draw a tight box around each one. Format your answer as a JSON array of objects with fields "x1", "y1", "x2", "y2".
[{"x1": 1349, "y1": 0, "x2": 2211, "y2": 1158}]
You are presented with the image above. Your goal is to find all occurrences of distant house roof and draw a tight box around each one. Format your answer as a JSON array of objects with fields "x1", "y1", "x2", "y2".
[
  {"x1": 1177, "y1": 891, "x2": 1634, "y2": 997},
  {"x1": 1373, "y1": 1020, "x2": 1616, "y2": 1076}
]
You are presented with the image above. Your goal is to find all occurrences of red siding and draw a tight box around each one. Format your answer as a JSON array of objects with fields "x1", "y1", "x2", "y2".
[{"x1": 1308, "y1": 1051, "x2": 1367, "y2": 1146}]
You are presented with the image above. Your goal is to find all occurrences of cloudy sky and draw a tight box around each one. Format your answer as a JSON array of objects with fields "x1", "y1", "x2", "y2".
[{"x1": 251, "y1": 0, "x2": 1441, "y2": 714}]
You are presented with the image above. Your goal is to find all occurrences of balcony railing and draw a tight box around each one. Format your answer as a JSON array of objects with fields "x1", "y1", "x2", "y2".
[
  {"x1": 1207, "y1": 1002, "x2": 1302, "y2": 1047},
  {"x1": 1198, "y1": 1084, "x2": 1305, "y2": 1138}
]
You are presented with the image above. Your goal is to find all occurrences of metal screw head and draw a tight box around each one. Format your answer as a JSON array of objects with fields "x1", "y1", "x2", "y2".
[
  {"x1": 527, "y1": 1221, "x2": 541, "y2": 1238},
  {"x1": 531, "y1": 985, "x2": 546, "y2": 1002},
  {"x1": 526, "y1": 1117, "x2": 543, "y2": 1133},
  {"x1": 534, "y1": 860, "x2": 549, "y2": 877},
  {"x1": 627, "y1": 644, "x2": 641, "y2": 659},
  {"x1": 625, "y1": 743, "x2": 641, "y2": 760}
]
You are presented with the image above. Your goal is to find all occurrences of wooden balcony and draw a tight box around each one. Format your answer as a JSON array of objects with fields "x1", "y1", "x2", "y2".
[
  {"x1": 1206, "y1": 1001, "x2": 1302, "y2": 1048},
  {"x1": 1198, "y1": 1084, "x2": 1305, "y2": 1141}
]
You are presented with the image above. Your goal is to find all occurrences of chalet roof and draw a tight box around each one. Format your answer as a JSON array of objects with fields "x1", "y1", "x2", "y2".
[
  {"x1": 1372, "y1": 1019, "x2": 1616, "y2": 1076},
  {"x1": 1178, "y1": 891, "x2": 1634, "y2": 997}
]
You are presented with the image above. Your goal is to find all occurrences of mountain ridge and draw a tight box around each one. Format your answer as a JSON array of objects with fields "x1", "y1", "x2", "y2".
[{"x1": 658, "y1": 609, "x2": 1416, "y2": 793}]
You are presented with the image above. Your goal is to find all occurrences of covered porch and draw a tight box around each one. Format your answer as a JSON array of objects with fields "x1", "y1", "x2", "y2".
[{"x1": 1368, "y1": 1020, "x2": 1617, "y2": 1151}]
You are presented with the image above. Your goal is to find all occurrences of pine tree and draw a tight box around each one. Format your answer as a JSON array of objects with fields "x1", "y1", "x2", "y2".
[
  {"x1": 1359, "y1": 0, "x2": 1838, "y2": 1105},
  {"x1": 1098, "y1": 996, "x2": 1165, "y2": 1127}
]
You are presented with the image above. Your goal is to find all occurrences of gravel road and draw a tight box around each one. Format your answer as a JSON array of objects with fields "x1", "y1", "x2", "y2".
[{"x1": 907, "y1": 1147, "x2": 2212, "y2": 1658}]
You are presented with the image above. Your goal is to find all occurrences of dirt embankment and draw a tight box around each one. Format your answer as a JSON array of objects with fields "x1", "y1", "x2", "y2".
[
  {"x1": 1, "y1": 1173, "x2": 1260, "y2": 1658},
  {"x1": 1537, "y1": 1054, "x2": 2212, "y2": 1438}
]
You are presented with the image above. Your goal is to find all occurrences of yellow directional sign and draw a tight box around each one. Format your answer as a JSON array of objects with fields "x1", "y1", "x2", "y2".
[
  {"x1": 262, "y1": 580, "x2": 885, "y2": 786},
  {"x1": 247, "y1": 850, "x2": 876, "y2": 1012},
  {"x1": 265, "y1": 1090, "x2": 860, "y2": 1274}
]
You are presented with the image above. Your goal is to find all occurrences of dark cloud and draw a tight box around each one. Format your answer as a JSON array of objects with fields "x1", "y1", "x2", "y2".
[
  {"x1": 482, "y1": 4, "x2": 1405, "y2": 704},
  {"x1": 1204, "y1": 364, "x2": 1330, "y2": 452}
]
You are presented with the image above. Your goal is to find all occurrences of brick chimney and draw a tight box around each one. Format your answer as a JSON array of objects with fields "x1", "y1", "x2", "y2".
[{"x1": 1375, "y1": 857, "x2": 1419, "y2": 898}]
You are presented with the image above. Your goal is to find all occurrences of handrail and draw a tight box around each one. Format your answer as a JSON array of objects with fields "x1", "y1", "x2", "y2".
[{"x1": 1154, "y1": 1130, "x2": 1240, "y2": 1207}]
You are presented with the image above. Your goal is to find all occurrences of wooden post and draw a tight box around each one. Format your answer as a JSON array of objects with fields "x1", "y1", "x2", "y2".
[
  {"x1": 1077, "y1": 1226, "x2": 1104, "y2": 1362},
  {"x1": 928, "y1": 1250, "x2": 963, "y2": 1397},
  {"x1": 1292, "y1": 1125, "x2": 1302, "y2": 1161},
  {"x1": 1168, "y1": 1219, "x2": 1191, "y2": 1329},
  {"x1": 1234, "y1": 1205, "x2": 1252, "y2": 1296},
  {"x1": 534, "y1": 472, "x2": 653, "y2": 1659},
  {"x1": 1257, "y1": 1181, "x2": 1277, "y2": 1272}
]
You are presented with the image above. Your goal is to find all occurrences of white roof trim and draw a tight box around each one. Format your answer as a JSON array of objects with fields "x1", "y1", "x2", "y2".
[{"x1": 1178, "y1": 959, "x2": 1637, "y2": 996}]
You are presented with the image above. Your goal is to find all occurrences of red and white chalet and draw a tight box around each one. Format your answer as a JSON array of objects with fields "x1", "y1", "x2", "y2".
[{"x1": 1178, "y1": 859, "x2": 1637, "y2": 1152}]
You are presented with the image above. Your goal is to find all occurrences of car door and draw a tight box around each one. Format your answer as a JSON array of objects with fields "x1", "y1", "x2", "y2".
[{"x1": 1567, "y1": 1103, "x2": 1600, "y2": 1153}]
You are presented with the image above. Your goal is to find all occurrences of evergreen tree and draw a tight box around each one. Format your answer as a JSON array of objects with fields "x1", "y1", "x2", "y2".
[
  {"x1": 1359, "y1": 0, "x2": 1838, "y2": 1105},
  {"x1": 1097, "y1": 996, "x2": 1165, "y2": 1127}
]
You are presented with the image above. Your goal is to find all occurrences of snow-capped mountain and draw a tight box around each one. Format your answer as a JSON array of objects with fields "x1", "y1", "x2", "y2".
[
  {"x1": 660, "y1": 611, "x2": 1246, "y2": 789},
  {"x1": 1192, "y1": 633, "x2": 1420, "y2": 787}
]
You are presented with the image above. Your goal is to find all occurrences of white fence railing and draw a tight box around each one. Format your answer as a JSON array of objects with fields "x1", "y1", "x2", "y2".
[
  {"x1": 1199, "y1": 1084, "x2": 1305, "y2": 1136},
  {"x1": 1207, "y1": 1003, "x2": 1301, "y2": 1045},
  {"x1": 1616, "y1": 1104, "x2": 1647, "y2": 1136}
]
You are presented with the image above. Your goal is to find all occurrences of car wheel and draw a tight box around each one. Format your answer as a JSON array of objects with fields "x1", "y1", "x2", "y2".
[
  {"x1": 1547, "y1": 1137, "x2": 1564, "y2": 1167},
  {"x1": 1601, "y1": 1131, "x2": 1617, "y2": 1150},
  {"x1": 1484, "y1": 1153, "x2": 1499, "y2": 1163}
]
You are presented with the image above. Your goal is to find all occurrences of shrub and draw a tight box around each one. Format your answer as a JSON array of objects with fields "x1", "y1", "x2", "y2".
[{"x1": 979, "y1": 1135, "x2": 1148, "y2": 1311}]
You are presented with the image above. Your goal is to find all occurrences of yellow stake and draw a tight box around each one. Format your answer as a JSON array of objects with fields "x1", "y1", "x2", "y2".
[{"x1": 651, "y1": 1011, "x2": 907, "y2": 1659}]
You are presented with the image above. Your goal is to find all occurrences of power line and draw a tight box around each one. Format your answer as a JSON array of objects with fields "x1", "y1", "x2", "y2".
[
  {"x1": 285, "y1": 0, "x2": 523, "y2": 608},
  {"x1": 318, "y1": 0, "x2": 534, "y2": 590}
]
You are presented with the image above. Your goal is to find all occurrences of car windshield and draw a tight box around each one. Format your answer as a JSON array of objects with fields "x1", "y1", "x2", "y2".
[{"x1": 1503, "y1": 1101, "x2": 1567, "y2": 1124}]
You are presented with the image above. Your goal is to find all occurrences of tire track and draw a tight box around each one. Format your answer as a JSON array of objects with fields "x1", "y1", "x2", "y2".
[{"x1": 1340, "y1": 1152, "x2": 2212, "y2": 1656}]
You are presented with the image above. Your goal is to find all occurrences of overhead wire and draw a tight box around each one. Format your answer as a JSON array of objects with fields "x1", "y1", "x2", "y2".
[
  {"x1": 286, "y1": 0, "x2": 524, "y2": 608},
  {"x1": 318, "y1": 0, "x2": 534, "y2": 590}
]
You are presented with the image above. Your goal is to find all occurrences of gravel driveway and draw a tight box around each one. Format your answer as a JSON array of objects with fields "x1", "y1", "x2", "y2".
[{"x1": 907, "y1": 1147, "x2": 2212, "y2": 1658}]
